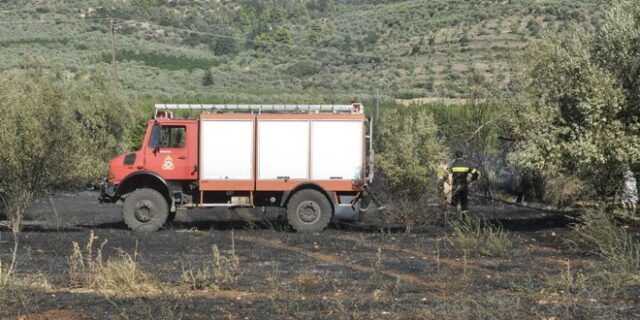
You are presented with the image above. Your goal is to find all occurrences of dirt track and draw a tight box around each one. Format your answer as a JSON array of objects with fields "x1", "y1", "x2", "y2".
[{"x1": 0, "y1": 193, "x2": 638, "y2": 319}]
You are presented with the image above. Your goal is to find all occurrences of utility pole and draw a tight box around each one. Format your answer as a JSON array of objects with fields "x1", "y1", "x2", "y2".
[
  {"x1": 375, "y1": 88, "x2": 379, "y2": 125},
  {"x1": 110, "y1": 19, "x2": 118, "y2": 85}
]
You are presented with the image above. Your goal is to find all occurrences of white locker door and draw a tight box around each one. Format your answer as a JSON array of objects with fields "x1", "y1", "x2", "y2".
[
  {"x1": 311, "y1": 121, "x2": 363, "y2": 180},
  {"x1": 200, "y1": 120, "x2": 253, "y2": 180},
  {"x1": 258, "y1": 120, "x2": 310, "y2": 180}
]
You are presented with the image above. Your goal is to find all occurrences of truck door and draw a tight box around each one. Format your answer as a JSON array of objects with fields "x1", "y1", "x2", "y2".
[{"x1": 146, "y1": 121, "x2": 198, "y2": 180}]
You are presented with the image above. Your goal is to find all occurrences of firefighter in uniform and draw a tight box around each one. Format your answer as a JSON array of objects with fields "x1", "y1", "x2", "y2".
[{"x1": 447, "y1": 150, "x2": 479, "y2": 213}]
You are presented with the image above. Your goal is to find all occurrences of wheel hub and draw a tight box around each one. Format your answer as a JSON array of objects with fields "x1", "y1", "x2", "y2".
[
  {"x1": 297, "y1": 201, "x2": 321, "y2": 224},
  {"x1": 134, "y1": 200, "x2": 154, "y2": 222}
]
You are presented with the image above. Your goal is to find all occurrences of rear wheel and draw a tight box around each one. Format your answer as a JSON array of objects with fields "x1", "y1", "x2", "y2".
[
  {"x1": 286, "y1": 189, "x2": 333, "y2": 232},
  {"x1": 122, "y1": 188, "x2": 169, "y2": 232}
]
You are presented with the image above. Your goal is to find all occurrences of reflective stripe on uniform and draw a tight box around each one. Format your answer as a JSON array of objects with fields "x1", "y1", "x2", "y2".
[{"x1": 451, "y1": 167, "x2": 470, "y2": 172}]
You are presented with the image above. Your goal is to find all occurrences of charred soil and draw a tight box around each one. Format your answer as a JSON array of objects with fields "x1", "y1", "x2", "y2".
[{"x1": 0, "y1": 193, "x2": 638, "y2": 319}]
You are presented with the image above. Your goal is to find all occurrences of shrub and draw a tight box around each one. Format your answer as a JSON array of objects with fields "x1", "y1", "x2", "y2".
[
  {"x1": 569, "y1": 209, "x2": 640, "y2": 275},
  {"x1": 0, "y1": 68, "x2": 135, "y2": 233},
  {"x1": 69, "y1": 231, "x2": 157, "y2": 296},
  {"x1": 508, "y1": 0, "x2": 640, "y2": 198},
  {"x1": 181, "y1": 244, "x2": 239, "y2": 290},
  {"x1": 286, "y1": 61, "x2": 320, "y2": 77},
  {"x1": 450, "y1": 216, "x2": 514, "y2": 257},
  {"x1": 374, "y1": 106, "x2": 447, "y2": 229}
]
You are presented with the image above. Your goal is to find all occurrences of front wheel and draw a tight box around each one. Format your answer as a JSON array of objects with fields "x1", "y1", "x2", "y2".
[
  {"x1": 286, "y1": 189, "x2": 333, "y2": 233},
  {"x1": 122, "y1": 188, "x2": 169, "y2": 232}
]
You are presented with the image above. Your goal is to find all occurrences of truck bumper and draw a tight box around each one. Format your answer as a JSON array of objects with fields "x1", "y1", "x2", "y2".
[{"x1": 98, "y1": 179, "x2": 118, "y2": 203}]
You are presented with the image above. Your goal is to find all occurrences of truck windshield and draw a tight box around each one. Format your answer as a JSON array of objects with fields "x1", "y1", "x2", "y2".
[{"x1": 149, "y1": 124, "x2": 162, "y2": 149}]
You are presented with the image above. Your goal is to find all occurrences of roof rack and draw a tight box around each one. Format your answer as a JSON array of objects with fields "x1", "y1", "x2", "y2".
[{"x1": 154, "y1": 103, "x2": 364, "y2": 114}]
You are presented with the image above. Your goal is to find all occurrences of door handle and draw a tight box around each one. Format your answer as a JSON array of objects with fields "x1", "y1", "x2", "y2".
[{"x1": 177, "y1": 156, "x2": 187, "y2": 160}]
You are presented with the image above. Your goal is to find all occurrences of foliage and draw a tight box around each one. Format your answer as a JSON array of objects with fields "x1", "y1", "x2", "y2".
[
  {"x1": 202, "y1": 69, "x2": 214, "y2": 86},
  {"x1": 450, "y1": 215, "x2": 514, "y2": 257},
  {"x1": 0, "y1": 0, "x2": 600, "y2": 99},
  {"x1": 181, "y1": 244, "x2": 240, "y2": 290},
  {"x1": 508, "y1": 0, "x2": 640, "y2": 198},
  {"x1": 213, "y1": 36, "x2": 240, "y2": 56},
  {"x1": 102, "y1": 50, "x2": 219, "y2": 71},
  {"x1": 569, "y1": 208, "x2": 640, "y2": 275},
  {"x1": 425, "y1": 74, "x2": 503, "y2": 197},
  {"x1": 69, "y1": 231, "x2": 158, "y2": 296},
  {"x1": 376, "y1": 106, "x2": 446, "y2": 198},
  {"x1": 374, "y1": 106, "x2": 447, "y2": 226},
  {"x1": 0, "y1": 68, "x2": 135, "y2": 231}
]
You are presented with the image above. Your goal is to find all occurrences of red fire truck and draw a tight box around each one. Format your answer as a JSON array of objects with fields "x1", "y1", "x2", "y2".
[{"x1": 100, "y1": 104, "x2": 373, "y2": 232}]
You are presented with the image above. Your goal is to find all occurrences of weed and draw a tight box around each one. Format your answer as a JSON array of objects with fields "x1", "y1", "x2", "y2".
[
  {"x1": 569, "y1": 209, "x2": 640, "y2": 274},
  {"x1": 68, "y1": 231, "x2": 157, "y2": 296},
  {"x1": 181, "y1": 244, "x2": 239, "y2": 290},
  {"x1": 450, "y1": 215, "x2": 513, "y2": 257},
  {"x1": 0, "y1": 230, "x2": 18, "y2": 287},
  {"x1": 370, "y1": 247, "x2": 385, "y2": 287},
  {"x1": 92, "y1": 249, "x2": 156, "y2": 294}
]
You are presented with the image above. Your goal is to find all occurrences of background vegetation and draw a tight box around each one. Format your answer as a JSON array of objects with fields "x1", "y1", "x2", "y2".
[{"x1": 0, "y1": 0, "x2": 599, "y2": 100}]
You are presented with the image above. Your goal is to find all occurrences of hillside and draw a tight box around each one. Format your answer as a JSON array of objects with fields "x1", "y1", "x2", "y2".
[{"x1": 0, "y1": 0, "x2": 599, "y2": 101}]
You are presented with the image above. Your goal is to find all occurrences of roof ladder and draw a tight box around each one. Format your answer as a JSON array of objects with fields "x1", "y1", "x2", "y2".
[{"x1": 154, "y1": 103, "x2": 364, "y2": 115}]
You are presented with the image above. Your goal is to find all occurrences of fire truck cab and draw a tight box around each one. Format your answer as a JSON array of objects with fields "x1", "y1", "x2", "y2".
[{"x1": 100, "y1": 104, "x2": 373, "y2": 232}]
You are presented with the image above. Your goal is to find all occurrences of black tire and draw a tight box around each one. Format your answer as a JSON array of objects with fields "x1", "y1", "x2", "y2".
[
  {"x1": 122, "y1": 188, "x2": 169, "y2": 232},
  {"x1": 286, "y1": 189, "x2": 333, "y2": 232}
]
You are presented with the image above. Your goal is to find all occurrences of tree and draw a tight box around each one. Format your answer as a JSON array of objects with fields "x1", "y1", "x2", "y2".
[
  {"x1": 307, "y1": 21, "x2": 326, "y2": 44},
  {"x1": 508, "y1": 0, "x2": 640, "y2": 199},
  {"x1": 202, "y1": 69, "x2": 214, "y2": 86},
  {"x1": 274, "y1": 27, "x2": 293, "y2": 45},
  {"x1": 252, "y1": 32, "x2": 275, "y2": 51},
  {"x1": 213, "y1": 36, "x2": 239, "y2": 56},
  {"x1": 0, "y1": 68, "x2": 135, "y2": 284},
  {"x1": 0, "y1": 69, "x2": 135, "y2": 233},
  {"x1": 375, "y1": 106, "x2": 447, "y2": 229}
]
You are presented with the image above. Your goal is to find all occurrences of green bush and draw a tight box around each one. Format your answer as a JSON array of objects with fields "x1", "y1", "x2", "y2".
[
  {"x1": 508, "y1": 0, "x2": 640, "y2": 198},
  {"x1": 451, "y1": 216, "x2": 514, "y2": 257},
  {"x1": 569, "y1": 209, "x2": 640, "y2": 275},
  {"x1": 0, "y1": 67, "x2": 135, "y2": 231},
  {"x1": 374, "y1": 105, "x2": 447, "y2": 228}
]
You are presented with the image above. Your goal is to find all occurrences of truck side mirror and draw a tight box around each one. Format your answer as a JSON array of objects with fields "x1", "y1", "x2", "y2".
[{"x1": 149, "y1": 124, "x2": 162, "y2": 152}]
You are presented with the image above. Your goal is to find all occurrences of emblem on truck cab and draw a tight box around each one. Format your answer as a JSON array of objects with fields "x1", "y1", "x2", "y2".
[{"x1": 162, "y1": 155, "x2": 175, "y2": 170}]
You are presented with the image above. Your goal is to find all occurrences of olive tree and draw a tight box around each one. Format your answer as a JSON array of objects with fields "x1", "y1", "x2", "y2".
[
  {"x1": 508, "y1": 0, "x2": 640, "y2": 200},
  {"x1": 0, "y1": 68, "x2": 134, "y2": 284},
  {"x1": 375, "y1": 106, "x2": 447, "y2": 228}
]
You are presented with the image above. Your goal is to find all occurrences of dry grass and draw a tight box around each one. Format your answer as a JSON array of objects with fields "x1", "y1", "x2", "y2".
[
  {"x1": 295, "y1": 273, "x2": 321, "y2": 293},
  {"x1": 450, "y1": 215, "x2": 514, "y2": 257},
  {"x1": 68, "y1": 231, "x2": 158, "y2": 296},
  {"x1": 564, "y1": 208, "x2": 640, "y2": 299},
  {"x1": 0, "y1": 231, "x2": 19, "y2": 288},
  {"x1": 570, "y1": 209, "x2": 640, "y2": 274},
  {"x1": 180, "y1": 237, "x2": 240, "y2": 291}
]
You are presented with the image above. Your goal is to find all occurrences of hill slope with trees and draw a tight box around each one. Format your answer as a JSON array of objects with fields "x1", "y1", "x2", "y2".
[{"x1": 0, "y1": 0, "x2": 599, "y2": 100}]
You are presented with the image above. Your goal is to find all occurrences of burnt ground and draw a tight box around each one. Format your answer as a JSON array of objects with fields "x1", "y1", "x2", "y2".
[{"x1": 0, "y1": 193, "x2": 639, "y2": 319}]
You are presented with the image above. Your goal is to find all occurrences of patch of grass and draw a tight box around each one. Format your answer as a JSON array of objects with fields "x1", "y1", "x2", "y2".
[
  {"x1": 569, "y1": 209, "x2": 640, "y2": 274},
  {"x1": 450, "y1": 215, "x2": 513, "y2": 257},
  {"x1": 68, "y1": 231, "x2": 157, "y2": 296},
  {"x1": 181, "y1": 242, "x2": 239, "y2": 290},
  {"x1": 0, "y1": 232, "x2": 19, "y2": 288}
]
